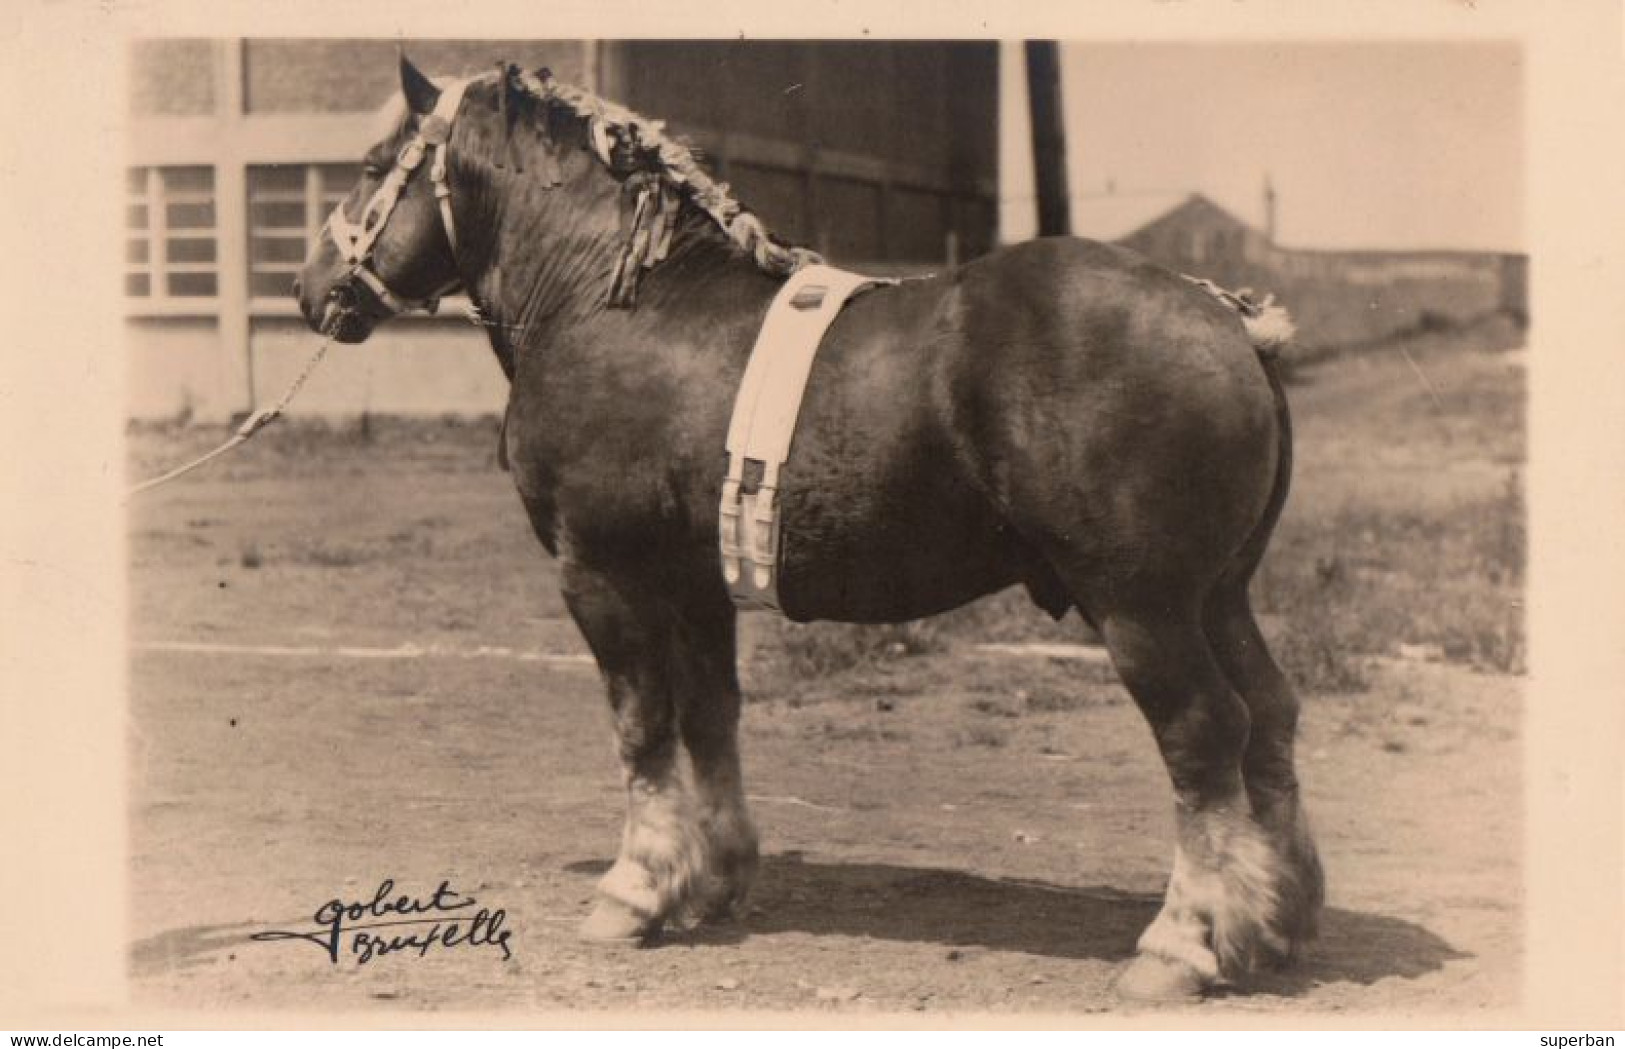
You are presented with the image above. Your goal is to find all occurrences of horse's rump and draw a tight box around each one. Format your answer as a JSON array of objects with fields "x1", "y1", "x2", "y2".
[{"x1": 774, "y1": 236, "x2": 1283, "y2": 624}]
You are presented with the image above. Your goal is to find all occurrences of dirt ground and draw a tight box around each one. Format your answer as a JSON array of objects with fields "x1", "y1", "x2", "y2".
[{"x1": 125, "y1": 339, "x2": 1525, "y2": 1019}]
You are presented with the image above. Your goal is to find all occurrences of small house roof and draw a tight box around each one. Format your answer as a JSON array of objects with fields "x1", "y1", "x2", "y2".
[
  {"x1": 1070, "y1": 190, "x2": 1191, "y2": 242},
  {"x1": 1074, "y1": 191, "x2": 1265, "y2": 243}
]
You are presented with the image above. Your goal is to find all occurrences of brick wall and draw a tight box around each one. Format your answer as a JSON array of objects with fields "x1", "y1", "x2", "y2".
[
  {"x1": 242, "y1": 39, "x2": 588, "y2": 114},
  {"x1": 128, "y1": 39, "x2": 216, "y2": 116}
]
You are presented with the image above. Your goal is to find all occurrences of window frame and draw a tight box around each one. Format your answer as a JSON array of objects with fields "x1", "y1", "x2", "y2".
[
  {"x1": 124, "y1": 165, "x2": 222, "y2": 317},
  {"x1": 245, "y1": 161, "x2": 473, "y2": 320},
  {"x1": 247, "y1": 163, "x2": 345, "y2": 312}
]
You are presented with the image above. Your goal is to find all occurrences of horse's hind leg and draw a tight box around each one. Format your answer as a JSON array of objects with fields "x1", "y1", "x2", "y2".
[
  {"x1": 1203, "y1": 580, "x2": 1323, "y2": 954},
  {"x1": 1094, "y1": 599, "x2": 1302, "y2": 999}
]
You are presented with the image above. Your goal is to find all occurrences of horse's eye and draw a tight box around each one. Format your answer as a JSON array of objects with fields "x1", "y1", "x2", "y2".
[{"x1": 362, "y1": 164, "x2": 386, "y2": 180}]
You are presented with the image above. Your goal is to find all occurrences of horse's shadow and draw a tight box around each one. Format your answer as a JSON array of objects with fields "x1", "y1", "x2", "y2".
[{"x1": 568, "y1": 852, "x2": 1466, "y2": 994}]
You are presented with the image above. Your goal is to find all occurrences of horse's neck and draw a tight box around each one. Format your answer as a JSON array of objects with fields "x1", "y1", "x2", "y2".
[
  {"x1": 471, "y1": 182, "x2": 772, "y2": 365},
  {"x1": 474, "y1": 178, "x2": 621, "y2": 336}
]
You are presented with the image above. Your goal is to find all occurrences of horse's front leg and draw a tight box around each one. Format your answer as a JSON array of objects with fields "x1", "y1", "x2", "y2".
[
  {"x1": 669, "y1": 591, "x2": 759, "y2": 923},
  {"x1": 560, "y1": 560, "x2": 755, "y2": 941}
]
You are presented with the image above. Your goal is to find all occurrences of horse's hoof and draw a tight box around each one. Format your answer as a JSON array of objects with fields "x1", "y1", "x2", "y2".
[
  {"x1": 579, "y1": 898, "x2": 657, "y2": 944},
  {"x1": 1114, "y1": 953, "x2": 1208, "y2": 1002}
]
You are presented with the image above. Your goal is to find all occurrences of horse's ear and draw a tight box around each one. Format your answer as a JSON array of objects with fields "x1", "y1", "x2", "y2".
[{"x1": 399, "y1": 54, "x2": 440, "y2": 116}]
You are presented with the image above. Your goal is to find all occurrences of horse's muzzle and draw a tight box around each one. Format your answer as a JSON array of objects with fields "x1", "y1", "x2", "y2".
[
  {"x1": 315, "y1": 284, "x2": 375, "y2": 344},
  {"x1": 294, "y1": 272, "x2": 336, "y2": 335}
]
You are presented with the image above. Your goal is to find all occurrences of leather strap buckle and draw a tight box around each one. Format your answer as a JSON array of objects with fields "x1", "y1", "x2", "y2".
[
  {"x1": 397, "y1": 140, "x2": 426, "y2": 171},
  {"x1": 419, "y1": 113, "x2": 452, "y2": 146},
  {"x1": 789, "y1": 286, "x2": 828, "y2": 310},
  {"x1": 718, "y1": 475, "x2": 745, "y2": 583}
]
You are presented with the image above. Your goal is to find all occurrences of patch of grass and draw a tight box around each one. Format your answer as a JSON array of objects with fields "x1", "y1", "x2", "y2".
[
  {"x1": 1020, "y1": 686, "x2": 1091, "y2": 714},
  {"x1": 1268, "y1": 605, "x2": 1372, "y2": 694},
  {"x1": 809, "y1": 720, "x2": 907, "y2": 744},
  {"x1": 126, "y1": 413, "x2": 506, "y2": 485},
  {"x1": 1257, "y1": 470, "x2": 1525, "y2": 688},
  {"x1": 763, "y1": 618, "x2": 946, "y2": 680},
  {"x1": 287, "y1": 541, "x2": 372, "y2": 568},
  {"x1": 751, "y1": 586, "x2": 1085, "y2": 693},
  {"x1": 952, "y1": 725, "x2": 1008, "y2": 748},
  {"x1": 386, "y1": 529, "x2": 436, "y2": 557},
  {"x1": 926, "y1": 587, "x2": 1089, "y2": 645}
]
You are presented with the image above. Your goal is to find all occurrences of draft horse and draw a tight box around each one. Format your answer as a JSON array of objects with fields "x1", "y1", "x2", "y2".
[{"x1": 295, "y1": 58, "x2": 1324, "y2": 1000}]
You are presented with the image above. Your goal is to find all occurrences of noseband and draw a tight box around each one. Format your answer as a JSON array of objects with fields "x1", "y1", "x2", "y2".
[{"x1": 325, "y1": 78, "x2": 471, "y2": 317}]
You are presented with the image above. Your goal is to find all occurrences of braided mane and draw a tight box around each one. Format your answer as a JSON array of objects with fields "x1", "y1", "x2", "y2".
[{"x1": 512, "y1": 70, "x2": 822, "y2": 305}]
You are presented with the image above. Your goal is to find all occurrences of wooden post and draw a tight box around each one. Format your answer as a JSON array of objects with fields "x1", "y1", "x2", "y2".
[
  {"x1": 581, "y1": 40, "x2": 599, "y2": 94},
  {"x1": 594, "y1": 41, "x2": 628, "y2": 102},
  {"x1": 1264, "y1": 171, "x2": 1278, "y2": 243},
  {"x1": 1024, "y1": 40, "x2": 1071, "y2": 238},
  {"x1": 213, "y1": 37, "x2": 254, "y2": 420}
]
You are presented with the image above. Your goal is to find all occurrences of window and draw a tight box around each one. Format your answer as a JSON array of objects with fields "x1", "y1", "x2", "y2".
[
  {"x1": 248, "y1": 163, "x2": 359, "y2": 301},
  {"x1": 125, "y1": 166, "x2": 218, "y2": 300}
]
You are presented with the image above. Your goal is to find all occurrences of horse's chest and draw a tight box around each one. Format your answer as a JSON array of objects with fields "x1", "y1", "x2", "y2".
[{"x1": 505, "y1": 382, "x2": 716, "y2": 557}]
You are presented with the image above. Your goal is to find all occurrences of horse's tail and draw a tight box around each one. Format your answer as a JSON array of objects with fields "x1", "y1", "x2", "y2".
[
  {"x1": 1222, "y1": 338, "x2": 1294, "y2": 587},
  {"x1": 1241, "y1": 300, "x2": 1296, "y2": 360},
  {"x1": 1176, "y1": 273, "x2": 1296, "y2": 581},
  {"x1": 1233, "y1": 294, "x2": 1295, "y2": 579},
  {"x1": 1180, "y1": 273, "x2": 1296, "y2": 359}
]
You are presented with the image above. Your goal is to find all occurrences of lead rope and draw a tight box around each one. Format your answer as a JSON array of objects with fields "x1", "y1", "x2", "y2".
[{"x1": 126, "y1": 337, "x2": 332, "y2": 498}]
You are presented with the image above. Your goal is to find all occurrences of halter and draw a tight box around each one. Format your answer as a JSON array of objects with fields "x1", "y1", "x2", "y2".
[{"x1": 325, "y1": 78, "x2": 471, "y2": 317}]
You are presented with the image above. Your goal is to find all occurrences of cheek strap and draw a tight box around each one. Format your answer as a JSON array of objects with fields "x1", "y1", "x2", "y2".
[{"x1": 324, "y1": 77, "x2": 472, "y2": 316}]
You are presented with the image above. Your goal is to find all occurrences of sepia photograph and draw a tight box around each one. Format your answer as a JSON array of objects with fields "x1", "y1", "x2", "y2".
[{"x1": 3, "y1": 0, "x2": 1622, "y2": 1035}]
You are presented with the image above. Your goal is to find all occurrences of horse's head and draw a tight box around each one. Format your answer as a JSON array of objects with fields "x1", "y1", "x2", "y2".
[
  {"x1": 298, "y1": 56, "x2": 821, "y2": 337},
  {"x1": 295, "y1": 56, "x2": 470, "y2": 343}
]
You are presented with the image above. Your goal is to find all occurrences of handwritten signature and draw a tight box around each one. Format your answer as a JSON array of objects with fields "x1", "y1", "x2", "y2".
[{"x1": 252, "y1": 878, "x2": 513, "y2": 964}]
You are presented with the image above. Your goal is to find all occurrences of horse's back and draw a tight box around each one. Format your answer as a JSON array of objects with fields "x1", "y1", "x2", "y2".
[{"x1": 954, "y1": 236, "x2": 1274, "y2": 412}]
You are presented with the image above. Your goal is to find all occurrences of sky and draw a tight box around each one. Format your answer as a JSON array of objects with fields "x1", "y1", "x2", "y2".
[{"x1": 999, "y1": 41, "x2": 1525, "y2": 253}]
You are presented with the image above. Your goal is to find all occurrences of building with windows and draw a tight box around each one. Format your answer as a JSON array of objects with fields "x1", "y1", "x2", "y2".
[{"x1": 126, "y1": 39, "x2": 999, "y2": 421}]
